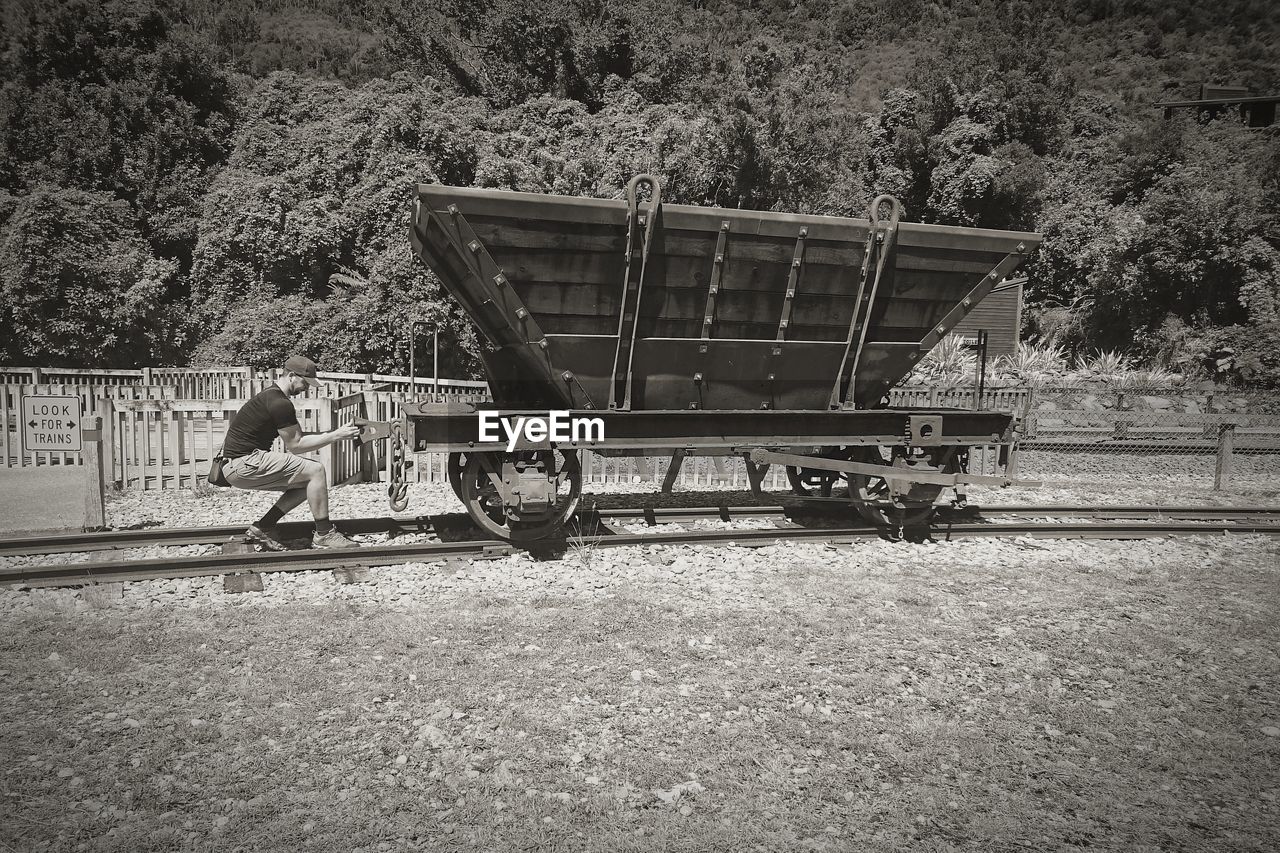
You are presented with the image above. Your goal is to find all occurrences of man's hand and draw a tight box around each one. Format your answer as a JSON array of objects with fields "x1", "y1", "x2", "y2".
[
  {"x1": 279, "y1": 422, "x2": 363, "y2": 453},
  {"x1": 332, "y1": 423, "x2": 362, "y2": 443}
]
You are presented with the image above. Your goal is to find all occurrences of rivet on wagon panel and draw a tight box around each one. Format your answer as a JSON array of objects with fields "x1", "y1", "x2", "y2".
[{"x1": 392, "y1": 176, "x2": 1042, "y2": 540}]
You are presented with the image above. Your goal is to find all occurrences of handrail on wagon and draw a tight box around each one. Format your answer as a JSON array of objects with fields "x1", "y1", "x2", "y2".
[
  {"x1": 829, "y1": 194, "x2": 902, "y2": 409},
  {"x1": 611, "y1": 174, "x2": 663, "y2": 410}
]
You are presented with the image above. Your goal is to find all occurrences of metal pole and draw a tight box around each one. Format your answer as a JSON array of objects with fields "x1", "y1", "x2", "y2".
[
  {"x1": 409, "y1": 326, "x2": 416, "y2": 401},
  {"x1": 433, "y1": 329, "x2": 439, "y2": 403},
  {"x1": 973, "y1": 330, "x2": 988, "y2": 410},
  {"x1": 408, "y1": 320, "x2": 429, "y2": 401},
  {"x1": 1215, "y1": 423, "x2": 1235, "y2": 491}
]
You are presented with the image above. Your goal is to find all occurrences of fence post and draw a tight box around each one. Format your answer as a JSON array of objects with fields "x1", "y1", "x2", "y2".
[
  {"x1": 358, "y1": 393, "x2": 375, "y2": 482},
  {"x1": 94, "y1": 397, "x2": 116, "y2": 487},
  {"x1": 0, "y1": 382, "x2": 10, "y2": 469},
  {"x1": 319, "y1": 400, "x2": 337, "y2": 486},
  {"x1": 1214, "y1": 423, "x2": 1235, "y2": 491},
  {"x1": 82, "y1": 415, "x2": 106, "y2": 528}
]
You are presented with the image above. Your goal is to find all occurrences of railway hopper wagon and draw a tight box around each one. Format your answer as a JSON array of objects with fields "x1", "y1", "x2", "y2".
[{"x1": 378, "y1": 175, "x2": 1042, "y2": 539}]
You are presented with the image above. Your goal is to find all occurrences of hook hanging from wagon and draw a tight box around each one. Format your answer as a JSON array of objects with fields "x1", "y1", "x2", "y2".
[{"x1": 868, "y1": 194, "x2": 903, "y2": 227}]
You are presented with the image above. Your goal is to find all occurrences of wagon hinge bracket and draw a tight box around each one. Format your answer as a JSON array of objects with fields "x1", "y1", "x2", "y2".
[
  {"x1": 434, "y1": 204, "x2": 569, "y2": 406},
  {"x1": 914, "y1": 244, "x2": 1030, "y2": 356},
  {"x1": 775, "y1": 226, "x2": 807, "y2": 342},
  {"x1": 701, "y1": 220, "x2": 730, "y2": 341},
  {"x1": 829, "y1": 194, "x2": 901, "y2": 409},
  {"x1": 560, "y1": 370, "x2": 597, "y2": 410},
  {"x1": 611, "y1": 174, "x2": 662, "y2": 411}
]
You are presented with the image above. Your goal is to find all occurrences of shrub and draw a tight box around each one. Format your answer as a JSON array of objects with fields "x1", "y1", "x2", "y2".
[{"x1": 1207, "y1": 322, "x2": 1280, "y2": 389}]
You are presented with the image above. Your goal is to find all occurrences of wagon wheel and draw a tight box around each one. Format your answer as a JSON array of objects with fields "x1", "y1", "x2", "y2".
[
  {"x1": 848, "y1": 446, "x2": 957, "y2": 529},
  {"x1": 447, "y1": 452, "x2": 467, "y2": 503},
  {"x1": 786, "y1": 447, "x2": 854, "y2": 497},
  {"x1": 459, "y1": 450, "x2": 582, "y2": 541}
]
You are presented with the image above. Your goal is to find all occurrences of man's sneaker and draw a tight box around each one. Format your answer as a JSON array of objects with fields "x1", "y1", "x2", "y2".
[
  {"x1": 245, "y1": 524, "x2": 288, "y2": 552},
  {"x1": 313, "y1": 528, "x2": 359, "y2": 549}
]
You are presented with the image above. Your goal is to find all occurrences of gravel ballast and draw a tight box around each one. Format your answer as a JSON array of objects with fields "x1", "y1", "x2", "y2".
[{"x1": 1, "y1": 483, "x2": 1278, "y2": 851}]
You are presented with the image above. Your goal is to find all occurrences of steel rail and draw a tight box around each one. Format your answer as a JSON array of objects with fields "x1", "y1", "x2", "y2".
[
  {"x1": 3, "y1": 506, "x2": 1280, "y2": 557},
  {"x1": 0, "y1": 516, "x2": 438, "y2": 557},
  {"x1": 5, "y1": 518, "x2": 1280, "y2": 589}
]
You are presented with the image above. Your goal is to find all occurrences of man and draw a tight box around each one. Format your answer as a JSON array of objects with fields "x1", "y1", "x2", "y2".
[{"x1": 219, "y1": 355, "x2": 362, "y2": 550}]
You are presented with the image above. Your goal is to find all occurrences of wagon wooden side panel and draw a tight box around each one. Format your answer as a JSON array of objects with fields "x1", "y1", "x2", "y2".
[{"x1": 410, "y1": 179, "x2": 1040, "y2": 412}]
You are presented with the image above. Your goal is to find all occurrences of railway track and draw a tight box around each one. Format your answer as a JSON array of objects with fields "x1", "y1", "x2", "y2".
[
  {"x1": 3, "y1": 505, "x2": 1280, "y2": 589},
  {"x1": 3, "y1": 504, "x2": 1279, "y2": 557}
]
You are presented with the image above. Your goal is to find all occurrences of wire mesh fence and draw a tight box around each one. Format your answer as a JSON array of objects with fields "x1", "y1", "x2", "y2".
[
  {"x1": 6, "y1": 368, "x2": 1275, "y2": 499},
  {"x1": 1004, "y1": 385, "x2": 1280, "y2": 495}
]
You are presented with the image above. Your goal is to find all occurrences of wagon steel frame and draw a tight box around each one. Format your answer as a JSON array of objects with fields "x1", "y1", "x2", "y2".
[{"x1": 400, "y1": 401, "x2": 1016, "y2": 452}]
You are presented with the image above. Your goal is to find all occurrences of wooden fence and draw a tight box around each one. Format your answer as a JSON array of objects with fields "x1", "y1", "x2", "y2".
[
  {"x1": 4, "y1": 368, "x2": 1276, "y2": 493},
  {"x1": 889, "y1": 386, "x2": 1033, "y2": 412},
  {"x1": 0, "y1": 366, "x2": 488, "y2": 401},
  {"x1": 1, "y1": 384, "x2": 178, "y2": 469},
  {"x1": 0, "y1": 367, "x2": 486, "y2": 481}
]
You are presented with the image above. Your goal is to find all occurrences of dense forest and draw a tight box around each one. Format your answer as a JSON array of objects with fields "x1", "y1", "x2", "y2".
[{"x1": 1, "y1": 0, "x2": 1277, "y2": 383}]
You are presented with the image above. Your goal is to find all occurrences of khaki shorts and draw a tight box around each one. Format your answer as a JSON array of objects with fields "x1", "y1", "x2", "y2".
[{"x1": 223, "y1": 450, "x2": 311, "y2": 492}]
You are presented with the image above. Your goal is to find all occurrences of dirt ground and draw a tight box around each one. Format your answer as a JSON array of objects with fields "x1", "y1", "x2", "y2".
[{"x1": 2, "y1": 527, "x2": 1278, "y2": 852}]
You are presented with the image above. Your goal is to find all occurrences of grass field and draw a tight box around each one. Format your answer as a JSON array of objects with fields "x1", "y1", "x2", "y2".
[{"x1": 2, "y1": 533, "x2": 1278, "y2": 851}]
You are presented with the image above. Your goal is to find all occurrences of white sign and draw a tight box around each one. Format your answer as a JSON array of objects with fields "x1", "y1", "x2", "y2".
[{"x1": 22, "y1": 395, "x2": 83, "y2": 452}]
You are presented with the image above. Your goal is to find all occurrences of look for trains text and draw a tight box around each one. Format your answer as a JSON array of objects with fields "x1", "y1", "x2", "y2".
[{"x1": 26, "y1": 402, "x2": 77, "y2": 445}]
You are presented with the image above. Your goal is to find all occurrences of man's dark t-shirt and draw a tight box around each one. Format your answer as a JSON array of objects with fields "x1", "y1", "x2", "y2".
[{"x1": 221, "y1": 387, "x2": 299, "y2": 458}]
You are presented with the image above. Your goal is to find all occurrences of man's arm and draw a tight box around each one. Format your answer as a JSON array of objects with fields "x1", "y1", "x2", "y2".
[{"x1": 278, "y1": 423, "x2": 361, "y2": 454}]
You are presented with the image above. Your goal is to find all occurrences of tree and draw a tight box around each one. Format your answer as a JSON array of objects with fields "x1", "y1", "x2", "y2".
[
  {"x1": 1087, "y1": 120, "x2": 1280, "y2": 351},
  {"x1": 187, "y1": 72, "x2": 488, "y2": 375},
  {"x1": 0, "y1": 0, "x2": 236, "y2": 266},
  {"x1": 1025, "y1": 113, "x2": 1279, "y2": 356},
  {"x1": 0, "y1": 186, "x2": 177, "y2": 365},
  {"x1": 370, "y1": 0, "x2": 696, "y2": 108}
]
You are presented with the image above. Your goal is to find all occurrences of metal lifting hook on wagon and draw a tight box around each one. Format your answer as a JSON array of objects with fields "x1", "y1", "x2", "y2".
[{"x1": 366, "y1": 175, "x2": 1042, "y2": 541}]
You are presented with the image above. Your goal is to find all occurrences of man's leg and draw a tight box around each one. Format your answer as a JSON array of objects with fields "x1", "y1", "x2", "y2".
[
  {"x1": 256, "y1": 487, "x2": 308, "y2": 530},
  {"x1": 298, "y1": 460, "x2": 357, "y2": 547},
  {"x1": 301, "y1": 461, "x2": 333, "y2": 532}
]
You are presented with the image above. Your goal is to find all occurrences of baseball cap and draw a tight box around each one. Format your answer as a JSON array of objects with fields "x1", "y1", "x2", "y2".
[{"x1": 283, "y1": 355, "x2": 322, "y2": 387}]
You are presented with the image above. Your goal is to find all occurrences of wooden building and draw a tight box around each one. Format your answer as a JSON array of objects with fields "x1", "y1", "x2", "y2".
[
  {"x1": 1156, "y1": 84, "x2": 1279, "y2": 129},
  {"x1": 951, "y1": 279, "x2": 1023, "y2": 356}
]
